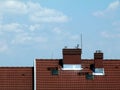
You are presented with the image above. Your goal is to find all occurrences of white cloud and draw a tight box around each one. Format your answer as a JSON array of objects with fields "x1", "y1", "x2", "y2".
[
  {"x1": 0, "y1": 0, "x2": 27, "y2": 14},
  {"x1": 0, "y1": 0, "x2": 69, "y2": 23},
  {"x1": 93, "y1": 0, "x2": 120, "y2": 17},
  {"x1": 107, "y1": 0, "x2": 120, "y2": 11},
  {"x1": 29, "y1": 8, "x2": 68, "y2": 23},
  {"x1": 53, "y1": 27, "x2": 62, "y2": 34},
  {"x1": 0, "y1": 23, "x2": 24, "y2": 33},
  {"x1": 93, "y1": 11, "x2": 105, "y2": 17},
  {"x1": 101, "y1": 32, "x2": 111, "y2": 38},
  {"x1": 26, "y1": 1, "x2": 68, "y2": 23},
  {"x1": 0, "y1": 0, "x2": 68, "y2": 45},
  {"x1": 12, "y1": 33, "x2": 47, "y2": 44},
  {"x1": 101, "y1": 31, "x2": 120, "y2": 38},
  {"x1": 0, "y1": 42, "x2": 8, "y2": 52},
  {"x1": 29, "y1": 24, "x2": 43, "y2": 31},
  {"x1": 11, "y1": 33, "x2": 32, "y2": 44}
]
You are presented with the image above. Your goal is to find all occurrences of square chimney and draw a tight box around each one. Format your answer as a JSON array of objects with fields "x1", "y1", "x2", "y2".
[
  {"x1": 63, "y1": 48, "x2": 82, "y2": 64},
  {"x1": 94, "y1": 50, "x2": 103, "y2": 68}
]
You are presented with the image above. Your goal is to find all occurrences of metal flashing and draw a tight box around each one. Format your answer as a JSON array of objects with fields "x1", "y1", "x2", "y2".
[
  {"x1": 62, "y1": 64, "x2": 83, "y2": 70},
  {"x1": 93, "y1": 68, "x2": 105, "y2": 75}
]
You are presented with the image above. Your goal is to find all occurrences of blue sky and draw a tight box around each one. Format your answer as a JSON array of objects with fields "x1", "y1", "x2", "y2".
[{"x1": 0, "y1": 0, "x2": 120, "y2": 66}]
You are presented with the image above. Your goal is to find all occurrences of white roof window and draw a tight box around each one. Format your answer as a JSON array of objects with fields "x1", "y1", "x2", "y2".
[
  {"x1": 93, "y1": 68, "x2": 105, "y2": 75},
  {"x1": 62, "y1": 64, "x2": 83, "y2": 70}
]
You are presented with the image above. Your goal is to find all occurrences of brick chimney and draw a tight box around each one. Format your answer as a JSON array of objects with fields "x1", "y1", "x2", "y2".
[
  {"x1": 63, "y1": 48, "x2": 82, "y2": 64},
  {"x1": 94, "y1": 50, "x2": 103, "y2": 68}
]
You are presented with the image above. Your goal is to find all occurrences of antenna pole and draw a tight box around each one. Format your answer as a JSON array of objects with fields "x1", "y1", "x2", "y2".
[{"x1": 80, "y1": 34, "x2": 83, "y2": 54}]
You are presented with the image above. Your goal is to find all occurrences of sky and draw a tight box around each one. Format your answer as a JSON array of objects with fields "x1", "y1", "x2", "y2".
[{"x1": 0, "y1": 0, "x2": 120, "y2": 66}]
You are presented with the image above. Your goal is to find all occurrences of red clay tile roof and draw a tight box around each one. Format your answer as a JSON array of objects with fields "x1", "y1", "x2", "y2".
[
  {"x1": 36, "y1": 59, "x2": 120, "y2": 90},
  {"x1": 0, "y1": 67, "x2": 33, "y2": 90},
  {"x1": 0, "y1": 59, "x2": 119, "y2": 90}
]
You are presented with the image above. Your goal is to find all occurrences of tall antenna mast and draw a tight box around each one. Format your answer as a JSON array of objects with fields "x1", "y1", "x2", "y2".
[{"x1": 80, "y1": 34, "x2": 83, "y2": 54}]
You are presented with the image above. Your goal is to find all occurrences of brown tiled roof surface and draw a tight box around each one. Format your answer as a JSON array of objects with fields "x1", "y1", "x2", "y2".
[
  {"x1": 36, "y1": 59, "x2": 120, "y2": 90},
  {"x1": 0, "y1": 67, "x2": 33, "y2": 90}
]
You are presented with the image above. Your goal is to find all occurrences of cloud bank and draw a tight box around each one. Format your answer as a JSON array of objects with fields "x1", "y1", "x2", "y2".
[
  {"x1": 0, "y1": 0, "x2": 70, "y2": 53},
  {"x1": 93, "y1": 0, "x2": 120, "y2": 17}
]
